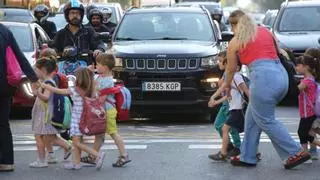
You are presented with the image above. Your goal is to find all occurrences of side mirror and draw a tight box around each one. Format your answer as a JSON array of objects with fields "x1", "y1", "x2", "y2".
[{"x1": 220, "y1": 31, "x2": 234, "y2": 42}]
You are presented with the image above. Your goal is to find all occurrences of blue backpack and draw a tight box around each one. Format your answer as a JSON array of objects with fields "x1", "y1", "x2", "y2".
[{"x1": 45, "y1": 79, "x2": 72, "y2": 130}]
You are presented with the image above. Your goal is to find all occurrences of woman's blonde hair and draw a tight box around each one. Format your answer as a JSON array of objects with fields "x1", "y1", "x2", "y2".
[
  {"x1": 75, "y1": 68, "x2": 95, "y2": 97},
  {"x1": 229, "y1": 10, "x2": 257, "y2": 48}
]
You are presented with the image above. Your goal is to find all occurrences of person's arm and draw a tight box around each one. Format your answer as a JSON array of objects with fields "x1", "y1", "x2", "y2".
[
  {"x1": 41, "y1": 83, "x2": 70, "y2": 95},
  {"x1": 224, "y1": 38, "x2": 240, "y2": 91},
  {"x1": 214, "y1": 95, "x2": 228, "y2": 105},
  {"x1": 49, "y1": 30, "x2": 63, "y2": 55},
  {"x1": 88, "y1": 27, "x2": 106, "y2": 53},
  {"x1": 238, "y1": 82, "x2": 250, "y2": 98},
  {"x1": 34, "y1": 88, "x2": 51, "y2": 102},
  {"x1": 298, "y1": 81, "x2": 308, "y2": 91},
  {"x1": 8, "y1": 29, "x2": 38, "y2": 83}
]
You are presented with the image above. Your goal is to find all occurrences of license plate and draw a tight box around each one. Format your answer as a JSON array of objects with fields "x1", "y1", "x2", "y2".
[{"x1": 142, "y1": 82, "x2": 181, "y2": 91}]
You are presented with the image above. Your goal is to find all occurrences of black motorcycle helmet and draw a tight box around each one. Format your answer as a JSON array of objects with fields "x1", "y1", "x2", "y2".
[
  {"x1": 33, "y1": 4, "x2": 50, "y2": 23},
  {"x1": 211, "y1": 8, "x2": 223, "y2": 22},
  {"x1": 88, "y1": 8, "x2": 103, "y2": 24},
  {"x1": 86, "y1": 4, "x2": 98, "y2": 21},
  {"x1": 63, "y1": 0, "x2": 85, "y2": 25}
]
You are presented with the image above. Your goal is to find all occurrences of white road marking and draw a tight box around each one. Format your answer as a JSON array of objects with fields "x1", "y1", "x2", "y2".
[{"x1": 14, "y1": 145, "x2": 147, "y2": 151}]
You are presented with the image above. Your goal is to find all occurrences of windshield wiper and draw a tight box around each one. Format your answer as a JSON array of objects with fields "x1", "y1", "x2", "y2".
[
  {"x1": 115, "y1": 37, "x2": 140, "y2": 41},
  {"x1": 148, "y1": 37, "x2": 189, "y2": 40}
]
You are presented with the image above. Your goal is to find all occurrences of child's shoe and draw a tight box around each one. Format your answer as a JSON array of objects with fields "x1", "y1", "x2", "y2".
[
  {"x1": 309, "y1": 147, "x2": 318, "y2": 160},
  {"x1": 63, "y1": 163, "x2": 82, "y2": 170},
  {"x1": 29, "y1": 160, "x2": 48, "y2": 168},
  {"x1": 47, "y1": 154, "x2": 58, "y2": 164},
  {"x1": 95, "y1": 152, "x2": 106, "y2": 170}
]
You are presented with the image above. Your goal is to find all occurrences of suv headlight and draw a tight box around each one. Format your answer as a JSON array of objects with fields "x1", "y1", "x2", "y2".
[{"x1": 201, "y1": 56, "x2": 218, "y2": 67}]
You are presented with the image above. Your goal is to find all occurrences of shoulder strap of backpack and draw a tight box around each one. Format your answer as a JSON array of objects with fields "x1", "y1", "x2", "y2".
[{"x1": 233, "y1": 75, "x2": 248, "y2": 103}]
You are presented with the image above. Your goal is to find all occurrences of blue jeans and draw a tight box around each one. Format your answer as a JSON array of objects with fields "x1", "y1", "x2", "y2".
[{"x1": 240, "y1": 59, "x2": 301, "y2": 164}]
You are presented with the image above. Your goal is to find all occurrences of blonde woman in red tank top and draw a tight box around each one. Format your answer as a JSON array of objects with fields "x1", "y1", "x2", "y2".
[{"x1": 219, "y1": 10, "x2": 310, "y2": 169}]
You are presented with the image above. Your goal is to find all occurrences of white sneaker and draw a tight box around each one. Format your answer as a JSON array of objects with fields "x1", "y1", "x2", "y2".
[
  {"x1": 304, "y1": 159, "x2": 313, "y2": 164},
  {"x1": 47, "y1": 155, "x2": 58, "y2": 164},
  {"x1": 29, "y1": 161, "x2": 48, "y2": 168}
]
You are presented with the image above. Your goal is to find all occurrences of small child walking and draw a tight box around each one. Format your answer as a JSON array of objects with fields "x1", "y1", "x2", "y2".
[
  {"x1": 30, "y1": 58, "x2": 72, "y2": 168},
  {"x1": 81, "y1": 53, "x2": 131, "y2": 167},
  {"x1": 42, "y1": 68, "x2": 106, "y2": 170},
  {"x1": 296, "y1": 55, "x2": 320, "y2": 162}
]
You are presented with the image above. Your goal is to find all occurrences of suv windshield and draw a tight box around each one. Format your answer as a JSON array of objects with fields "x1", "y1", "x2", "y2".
[
  {"x1": 279, "y1": 7, "x2": 320, "y2": 32},
  {"x1": 115, "y1": 12, "x2": 215, "y2": 41}
]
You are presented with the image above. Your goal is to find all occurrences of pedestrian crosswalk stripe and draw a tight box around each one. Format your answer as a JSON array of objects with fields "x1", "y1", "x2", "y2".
[{"x1": 14, "y1": 145, "x2": 148, "y2": 151}]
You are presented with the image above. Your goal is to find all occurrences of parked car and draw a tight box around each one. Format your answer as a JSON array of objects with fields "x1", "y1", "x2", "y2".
[
  {"x1": 47, "y1": 13, "x2": 89, "y2": 31},
  {"x1": 174, "y1": 2, "x2": 228, "y2": 31},
  {"x1": 0, "y1": 7, "x2": 35, "y2": 23},
  {"x1": 94, "y1": 3, "x2": 124, "y2": 25},
  {"x1": 272, "y1": 1, "x2": 320, "y2": 58},
  {"x1": 1, "y1": 21, "x2": 50, "y2": 108},
  {"x1": 261, "y1": 9, "x2": 278, "y2": 30},
  {"x1": 111, "y1": 7, "x2": 231, "y2": 119}
]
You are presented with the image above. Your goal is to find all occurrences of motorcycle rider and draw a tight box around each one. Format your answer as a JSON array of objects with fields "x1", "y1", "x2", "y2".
[
  {"x1": 87, "y1": 8, "x2": 110, "y2": 33},
  {"x1": 211, "y1": 8, "x2": 228, "y2": 32},
  {"x1": 33, "y1": 4, "x2": 57, "y2": 39},
  {"x1": 50, "y1": 0, "x2": 105, "y2": 57},
  {"x1": 101, "y1": 7, "x2": 117, "y2": 35}
]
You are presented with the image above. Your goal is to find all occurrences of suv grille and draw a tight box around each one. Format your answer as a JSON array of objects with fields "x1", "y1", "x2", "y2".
[{"x1": 124, "y1": 58, "x2": 200, "y2": 71}]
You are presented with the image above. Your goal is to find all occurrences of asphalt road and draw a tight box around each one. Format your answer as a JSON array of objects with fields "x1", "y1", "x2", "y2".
[{"x1": 1, "y1": 106, "x2": 319, "y2": 180}]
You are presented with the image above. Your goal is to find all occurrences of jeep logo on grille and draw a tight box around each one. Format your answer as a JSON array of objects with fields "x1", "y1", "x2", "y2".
[{"x1": 156, "y1": 54, "x2": 167, "y2": 58}]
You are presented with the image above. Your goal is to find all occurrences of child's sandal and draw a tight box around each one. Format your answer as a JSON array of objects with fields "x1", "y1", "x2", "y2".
[
  {"x1": 208, "y1": 151, "x2": 228, "y2": 161},
  {"x1": 80, "y1": 155, "x2": 96, "y2": 165},
  {"x1": 112, "y1": 155, "x2": 131, "y2": 168}
]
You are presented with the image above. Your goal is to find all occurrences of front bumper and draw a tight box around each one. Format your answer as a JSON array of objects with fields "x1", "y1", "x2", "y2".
[{"x1": 114, "y1": 69, "x2": 221, "y2": 115}]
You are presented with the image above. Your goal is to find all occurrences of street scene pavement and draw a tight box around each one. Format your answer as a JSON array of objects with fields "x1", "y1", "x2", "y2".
[{"x1": 1, "y1": 106, "x2": 319, "y2": 180}]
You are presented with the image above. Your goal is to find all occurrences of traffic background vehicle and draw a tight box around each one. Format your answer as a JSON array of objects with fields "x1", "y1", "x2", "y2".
[
  {"x1": 0, "y1": 7, "x2": 36, "y2": 23},
  {"x1": 111, "y1": 6, "x2": 232, "y2": 120},
  {"x1": 1, "y1": 21, "x2": 50, "y2": 109},
  {"x1": 272, "y1": 0, "x2": 320, "y2": 58},
  {"x1": 261, "y1": 9, "x2": 278, "y2": 30}
]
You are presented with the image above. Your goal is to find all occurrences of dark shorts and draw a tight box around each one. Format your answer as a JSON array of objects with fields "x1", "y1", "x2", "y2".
[{"x1": 225, "y1": 110, "x2": 245, "y2": 133}]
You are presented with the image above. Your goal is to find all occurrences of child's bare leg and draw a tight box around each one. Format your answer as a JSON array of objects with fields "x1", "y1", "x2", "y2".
[
  {"x1": 73, "y1": 136, "x2": 100, "y2": 158},
  {"x1": 110, "y1": 133, "x2": 127, "y2": 157},
  {"x1": 72, "y1": 136, "x2": 82, "y2": 165},
  {"x1": 92, "y1": 134, "x2": 105, "y2": 151},
  {"x1": 47, "y1": 134, "x2": 70, "y2": 151},
  {"x1": 35, "y1": 135, "x2": 46, "y2": 161},
  {"x1": 221, "y1": 124, "x2": 231, "y2": 155}
]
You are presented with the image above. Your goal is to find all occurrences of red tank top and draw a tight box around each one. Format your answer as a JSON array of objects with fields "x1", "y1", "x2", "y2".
[{"x1": 238, "y1": 26, "x2": 278, "y2": 65}]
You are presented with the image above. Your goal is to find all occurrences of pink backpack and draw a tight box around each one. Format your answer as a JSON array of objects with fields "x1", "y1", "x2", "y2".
[
  {"x1": 6, "y1": 46, "x2": 23, "y2": 86},
  {"x1": 76, "y1": 87, "x2": 106, "y2": 136}
]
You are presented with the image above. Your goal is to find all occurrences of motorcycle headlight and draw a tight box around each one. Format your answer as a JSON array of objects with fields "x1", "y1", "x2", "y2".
[
  {"x1": 22, "y1": 82, "x2": 34, "y2": 97},
  {"x1": 201, "y1": 56, "x2": 218, "y2": 67},
  {"x1": 115, "y1": 58, "x2": 123, "y2": 67}
]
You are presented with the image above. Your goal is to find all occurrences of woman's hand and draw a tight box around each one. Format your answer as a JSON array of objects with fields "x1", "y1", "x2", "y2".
[{"x1": 208, "y1": 99, "x2": 216, "y2": 108}]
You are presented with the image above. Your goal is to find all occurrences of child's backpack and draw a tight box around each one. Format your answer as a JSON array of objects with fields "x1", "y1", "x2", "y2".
[
  {"x1": 99, "y1": 84, "x2": 132, "y2": 122},
  {"x1": 305, "y1": 78, "x2": 320, "y2": 117},
  {"x1": 53, "y1": 73, "x2": 69, "y2": 89},
  {"x1": 44, "y1": 79, "x2": 72, "y2": 130},
  {"x1": 76, "y1": 87, "x2": 106, "y2": 136}
]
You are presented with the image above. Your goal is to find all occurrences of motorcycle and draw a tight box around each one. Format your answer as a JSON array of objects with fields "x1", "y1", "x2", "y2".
[{"x1": 56, "y1": 46, "x2": 94, "y2": 76}]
